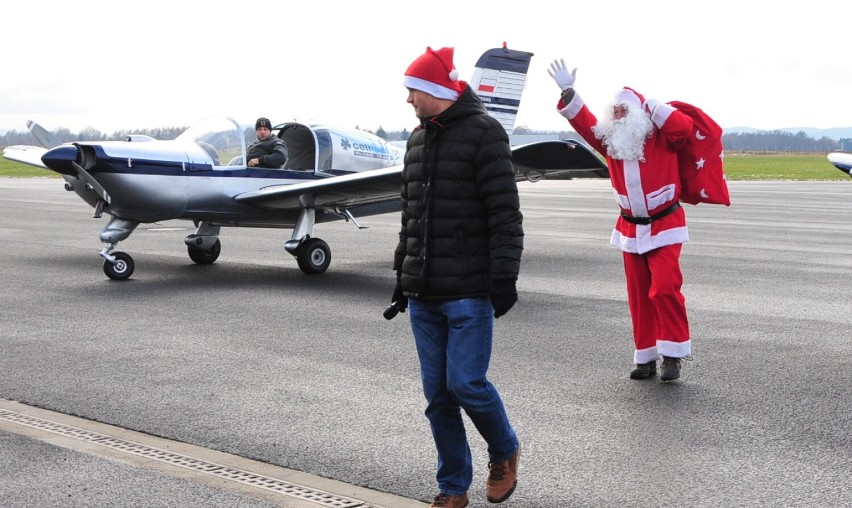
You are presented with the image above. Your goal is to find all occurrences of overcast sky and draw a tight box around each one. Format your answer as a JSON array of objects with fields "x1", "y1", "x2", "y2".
[{"x1": 2, "y1": 1, "x2": 849, "y2": 135}]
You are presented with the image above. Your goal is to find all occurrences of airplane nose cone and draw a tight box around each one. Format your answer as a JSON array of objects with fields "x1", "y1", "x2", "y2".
[{"x1": 41, "y1": 145, "x2": 80, "y2": 175}]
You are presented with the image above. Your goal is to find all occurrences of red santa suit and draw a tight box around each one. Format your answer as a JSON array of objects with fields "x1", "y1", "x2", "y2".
[{"x1": 558, "y1": 87, "x2": 693, "y2": 364}]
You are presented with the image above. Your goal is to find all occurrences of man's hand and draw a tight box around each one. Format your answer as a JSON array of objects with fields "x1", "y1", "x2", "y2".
[
  {"x1": 548, "y1": 59, "x2": 577, "y2": 91},
  {"x1": 643, "y1": 99, "x2": 661, "y2": 117},
  {"x1": 490, "y1": 279, "x2": 518, "y2": 318}
]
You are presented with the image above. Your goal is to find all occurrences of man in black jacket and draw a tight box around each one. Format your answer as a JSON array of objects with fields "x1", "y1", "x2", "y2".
[
  {"x1": 392, "y1": 46, "x2": 522, "y2": 508},
  {"x1": 247, "y1": 117, "x2": 288, "y2": 168}
]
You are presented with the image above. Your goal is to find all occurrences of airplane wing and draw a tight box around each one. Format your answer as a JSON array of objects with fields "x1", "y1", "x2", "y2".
[
  {"x1": 512, "y1": 140, "x2": 609, "y2": 181},
  {"x1": 0, "y1": 119, "x2": 63, "y2": 169},
  {"x1": 236, "y1": 140, "x2": 608, "y2": 210},
  {"x1": 2, "y1": 145, "x2": 49, "y2": 169},
  {"x1": 235, "y1": 166, "x2": 402, "y2": 210}
]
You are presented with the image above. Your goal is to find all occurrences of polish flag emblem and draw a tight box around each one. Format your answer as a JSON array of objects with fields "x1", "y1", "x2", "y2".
[{"x1": 478, "y1": 78, "x2": 497, "y2": 93}]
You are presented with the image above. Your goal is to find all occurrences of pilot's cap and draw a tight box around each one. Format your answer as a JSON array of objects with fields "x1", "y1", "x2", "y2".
[
  {"x1": 404, "y1": 47, "x2": 461, "y2": 101},
  {"x1": 255, "y1": 117, "x2": 272, "y2": 130}
]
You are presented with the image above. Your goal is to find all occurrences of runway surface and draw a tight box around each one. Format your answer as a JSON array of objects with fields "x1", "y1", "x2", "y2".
[{"x1": 1, "y1": 177, "x2": 850, "y2": 507}]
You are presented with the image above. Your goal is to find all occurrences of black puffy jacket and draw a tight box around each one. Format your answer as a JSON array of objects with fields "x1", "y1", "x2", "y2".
[
  {"x1": 247, "y1": 136, "x2": 289, "y2": 168},
  {"x1": 393, "y1": 85, "x2": 523, "y2": 300}
]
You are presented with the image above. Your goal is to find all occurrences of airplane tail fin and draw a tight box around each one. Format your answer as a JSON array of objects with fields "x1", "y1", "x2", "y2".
[{"x1": 469, "y1": 43, "x2": 534, "y2": 135}]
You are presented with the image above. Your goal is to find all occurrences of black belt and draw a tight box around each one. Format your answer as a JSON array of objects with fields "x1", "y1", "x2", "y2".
[{"x1": 620, "y1": 202, "x2": 681, "y2": 225}]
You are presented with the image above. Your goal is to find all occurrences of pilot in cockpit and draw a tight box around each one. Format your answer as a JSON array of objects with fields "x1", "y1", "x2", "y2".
[{"x1": 247, "y1": 117, "x2": 289, "y2": 168}]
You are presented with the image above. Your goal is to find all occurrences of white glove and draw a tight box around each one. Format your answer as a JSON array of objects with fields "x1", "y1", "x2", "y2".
[
  {"x1": 643, "y1": 98, "x2": 661, "y2": 116},
  {"x1": 548, "y1": 59, "x2": 577, "y2": 91}
]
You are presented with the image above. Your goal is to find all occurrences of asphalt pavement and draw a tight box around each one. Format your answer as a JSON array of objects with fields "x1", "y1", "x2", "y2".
[{"x1": 1, "y1": 177, "x2": 850, "y2": 507}]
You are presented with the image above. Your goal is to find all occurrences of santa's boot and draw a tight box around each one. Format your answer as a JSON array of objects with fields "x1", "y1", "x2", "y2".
[
  {"x1": 660, "y1": 356, "x2": 682, "y2": 381},
  {"x1": 629, "y1": 361, "x2": 657, "y2": 380}
]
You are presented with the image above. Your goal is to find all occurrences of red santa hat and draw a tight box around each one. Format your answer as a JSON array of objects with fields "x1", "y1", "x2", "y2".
[
  {"x1": 614, "y1": 87, "x2": 645, "y2": 109},
  {"x1": 404, "y1": 47, "x2": 462, "y2": 101}
]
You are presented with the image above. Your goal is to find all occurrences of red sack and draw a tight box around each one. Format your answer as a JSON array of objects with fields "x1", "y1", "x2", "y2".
[{"x1": 670, "y1": 101, "x2": 731, "y2": 206}]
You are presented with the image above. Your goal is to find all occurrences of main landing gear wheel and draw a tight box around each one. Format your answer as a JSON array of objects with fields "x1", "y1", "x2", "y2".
[
  {"x1": 296, "y1": 238, "x2": 331, "y2": 275},
  {"x1": 103, "y1": 251, "x2": 134, "y2": 280},
  {"x1": 188, "y1": 239, "x2": 221, "y2": 264}
]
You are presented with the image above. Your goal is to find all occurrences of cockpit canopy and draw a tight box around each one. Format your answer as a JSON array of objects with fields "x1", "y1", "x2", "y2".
[{"x1": 175, "y1": 117, "x2": 405, "y2": 173}]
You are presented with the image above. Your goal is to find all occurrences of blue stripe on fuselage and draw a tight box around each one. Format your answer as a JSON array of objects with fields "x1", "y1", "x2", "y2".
[{"x1": 89, "y1": 158, "x2": 352, "y2": 180}]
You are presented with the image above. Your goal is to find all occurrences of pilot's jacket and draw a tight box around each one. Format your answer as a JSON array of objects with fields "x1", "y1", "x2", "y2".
[
  {"x1": 247, "y1": 136, "x2": 289, "y2": 168},
  {"x1": 394, "y1": 84, "x2": 523, "y2": 300},
  {"x1": 559, "y1": 96, "x2": 693, "y2": 254}
]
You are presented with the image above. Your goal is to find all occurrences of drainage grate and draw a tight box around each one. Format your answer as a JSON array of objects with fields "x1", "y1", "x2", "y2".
[{"x1": 0, "y1": 409, "x2": 369, "y2": 507}]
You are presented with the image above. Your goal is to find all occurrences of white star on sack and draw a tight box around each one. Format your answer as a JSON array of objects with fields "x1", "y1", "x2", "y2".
[{"x1": 695, "y1": 129, "x2": 707, "y2": 198}]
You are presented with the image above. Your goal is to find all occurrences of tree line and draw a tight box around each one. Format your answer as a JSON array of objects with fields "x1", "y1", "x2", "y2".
[
  {"x1": 0, "y1": 125, "x2": 842, "y2": 153},
  {"x1": 720, "y1": 130, "x2": 839, "y2": 152}
]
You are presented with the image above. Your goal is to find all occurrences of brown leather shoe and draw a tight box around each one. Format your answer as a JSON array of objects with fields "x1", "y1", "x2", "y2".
[
  {"x1": 660, "y1": 356, "x2": 682, "y2": 381},
  {"x1": 630, "y1": 361, "x2": 657, "y2": 380},
  {"x1": 429, "y1": 492, "x2": 469, "y2": 507},
  {"x1": 486, "y1": 445, "x2": 520, "y2": 503}
]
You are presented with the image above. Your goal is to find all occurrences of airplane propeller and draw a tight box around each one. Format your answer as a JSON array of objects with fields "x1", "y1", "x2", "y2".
[{"x1": 26, "y1": 119, "x2": 61, "y2": 149}]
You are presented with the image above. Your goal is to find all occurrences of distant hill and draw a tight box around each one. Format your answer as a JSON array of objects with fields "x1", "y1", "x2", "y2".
[{"x1": 724, "y1": 126, "x2": 852, "y2": 141}]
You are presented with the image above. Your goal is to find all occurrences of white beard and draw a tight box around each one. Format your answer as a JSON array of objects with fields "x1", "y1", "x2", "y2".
[{"x1": 592, "y1": 105, "x2": 654, "y2": 161}]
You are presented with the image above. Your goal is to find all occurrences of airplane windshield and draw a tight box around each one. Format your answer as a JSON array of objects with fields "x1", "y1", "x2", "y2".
[{"x1": 177, "y1": 117, "x2": 246, "y2": 167}]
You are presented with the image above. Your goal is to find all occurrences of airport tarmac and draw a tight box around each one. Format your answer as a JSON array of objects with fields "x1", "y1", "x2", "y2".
[{"x1": 1, "y1": 177, "x2": 850, "y2": 507}]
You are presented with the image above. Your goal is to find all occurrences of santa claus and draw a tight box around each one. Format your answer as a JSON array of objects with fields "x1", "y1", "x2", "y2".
[{"x1": 548, "y1": 59, "x2": 694, "y2": 382}]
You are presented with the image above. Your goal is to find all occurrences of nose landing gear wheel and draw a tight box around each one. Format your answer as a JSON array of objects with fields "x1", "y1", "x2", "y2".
[
  {"x1": 188, "y1": 239, "x2": 221, "y2": 264},
  {"x1": 296, "y1": 238, "x2": 331, "y2": 275},
  {"x1": 103, "y1": 251, "x2": 134, "y2": 280}
]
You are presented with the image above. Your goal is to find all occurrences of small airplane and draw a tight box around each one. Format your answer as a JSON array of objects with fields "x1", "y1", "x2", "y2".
[
  {"x1": 3, "y1": 44, "x2": 608, "y2": 280},
  {"x1": 827, "y1": 152, "x2": 852, "y2": 177}
]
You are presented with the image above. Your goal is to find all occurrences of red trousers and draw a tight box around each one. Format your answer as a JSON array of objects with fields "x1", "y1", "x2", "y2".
[{"x1": 622, "y1": 244, "x2": 691, "y2": 364}]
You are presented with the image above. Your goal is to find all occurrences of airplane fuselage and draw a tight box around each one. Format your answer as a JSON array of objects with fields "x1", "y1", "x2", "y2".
[
  {"x1": 40, "y1": 119, "x2": 408, "y2": 227},
  {"x1": 91, "y1": 171, "x2": 321, "y2": 225}
]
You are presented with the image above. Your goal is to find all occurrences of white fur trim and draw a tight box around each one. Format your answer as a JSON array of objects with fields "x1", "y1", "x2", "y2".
[
  {"x1": 615, "y1": 89, "x2": 642, "y2": 108},
  {"x1": 558, "y1": 93, "x2": 585, "y2": 120},
  {"x1": 657, "y1": 339, "x2": 691, "y2": 358},
  {"x1": 635, "y1": 346, "x2": 661, "y2": 364},
  {"x1": 404, "y1": 76, "x2": 459, "y2": 100},
  {"x1": 610, "y1": 225, "x2": 689, "y2": 254}
]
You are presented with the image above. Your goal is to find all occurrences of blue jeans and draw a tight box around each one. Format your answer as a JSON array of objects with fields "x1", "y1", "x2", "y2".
[{"x1": 409, "y1": 297, "x2": 519, "y2": 495}]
